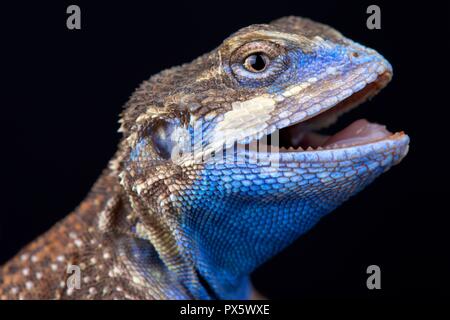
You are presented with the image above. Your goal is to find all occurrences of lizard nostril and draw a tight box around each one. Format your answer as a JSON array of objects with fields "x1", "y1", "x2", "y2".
[{"x1": 352, "y1": 52, "x2": 360, "y2": 58}]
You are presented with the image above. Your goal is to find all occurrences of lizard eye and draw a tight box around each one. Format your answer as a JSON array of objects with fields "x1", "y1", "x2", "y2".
[
  {"x1": 230, "y1": 40, "x2": 289, "y2": 87},
  {"x1": 243, "y1": 53, "x2": 269, "y2": 72}
]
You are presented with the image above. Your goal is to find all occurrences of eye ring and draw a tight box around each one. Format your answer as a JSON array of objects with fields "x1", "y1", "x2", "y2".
[{"x1": 229, "y1": 40, "x2": 289, "y2": 87}]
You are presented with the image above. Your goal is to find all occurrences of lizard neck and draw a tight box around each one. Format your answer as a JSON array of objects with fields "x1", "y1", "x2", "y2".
[
  {"x1": 175, "y1": 201, "x2": 307, "y2": 300},
  {"x1": 184, "y1": 230, "x2": 254, "y2": 300},
  {"x1": 129, "y1": 204, "x2": 254, "y2": 299}
]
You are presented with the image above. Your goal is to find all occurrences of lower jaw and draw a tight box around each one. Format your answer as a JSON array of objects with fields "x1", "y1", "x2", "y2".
[
  {"x1": 232, "y1": 129, "x2": 409, "y2": 164},
  {"x1": 238, "y1": 118, "x2": 404, "y2": 152}
]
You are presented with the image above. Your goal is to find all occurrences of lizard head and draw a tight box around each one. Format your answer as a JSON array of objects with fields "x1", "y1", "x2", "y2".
[{"x1": 116, "y1": 16, "x2": 409, "y2": 299}]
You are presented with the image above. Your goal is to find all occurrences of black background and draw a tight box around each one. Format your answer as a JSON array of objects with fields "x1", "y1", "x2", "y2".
[{"x1": 0, "y1": 1, "x2": 448, "y2": 300}]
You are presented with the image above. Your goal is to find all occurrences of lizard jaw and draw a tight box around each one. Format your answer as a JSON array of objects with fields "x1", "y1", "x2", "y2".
[
  {"x1": 235, "y1": 70, "x2": 409, "y2": 162},
  {"x1": 256, "y1": 73, "x2": 402, "y2": 151}
]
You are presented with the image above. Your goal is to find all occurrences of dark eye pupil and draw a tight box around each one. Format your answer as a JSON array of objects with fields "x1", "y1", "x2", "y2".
[{"x1": 245, "y1": 53, "x2": 267, "y2": 72}]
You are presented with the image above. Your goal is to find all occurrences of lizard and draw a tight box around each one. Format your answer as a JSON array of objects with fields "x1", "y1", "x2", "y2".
[{"x1": 0, "y1": 16, "x2": 409, "y2": 300}]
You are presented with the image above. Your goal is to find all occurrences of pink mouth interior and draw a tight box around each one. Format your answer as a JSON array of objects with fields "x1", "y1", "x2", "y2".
[
  {"x1": 323, "y1": 119, "x2": 391, "y2": 147},
  {"x1": 293, "y1": 119, "x2": 392, "y2": 150}
]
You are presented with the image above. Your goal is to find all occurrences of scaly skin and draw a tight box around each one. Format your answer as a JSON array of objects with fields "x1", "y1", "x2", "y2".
[{"x1": 0, "y1": 16, "x2": 409, "y2": 300}]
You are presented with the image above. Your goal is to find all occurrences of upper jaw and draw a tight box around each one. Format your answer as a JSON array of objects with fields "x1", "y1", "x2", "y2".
[
  {"x1": 255, "y1": 58, "x2": 394, "y2": 143},
  {"x1": 233, "y1": 133, "x2": 409, "y2": 166}
]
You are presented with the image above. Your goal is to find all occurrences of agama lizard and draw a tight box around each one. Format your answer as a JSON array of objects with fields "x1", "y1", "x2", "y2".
[{"x1": 0, "y1": 16, "x2": 409, "y2": 300}]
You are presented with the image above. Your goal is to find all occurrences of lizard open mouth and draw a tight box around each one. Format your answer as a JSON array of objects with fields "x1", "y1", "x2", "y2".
[{"x1": 248, "y1": 72, "x2": 405, "y2": 153}]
